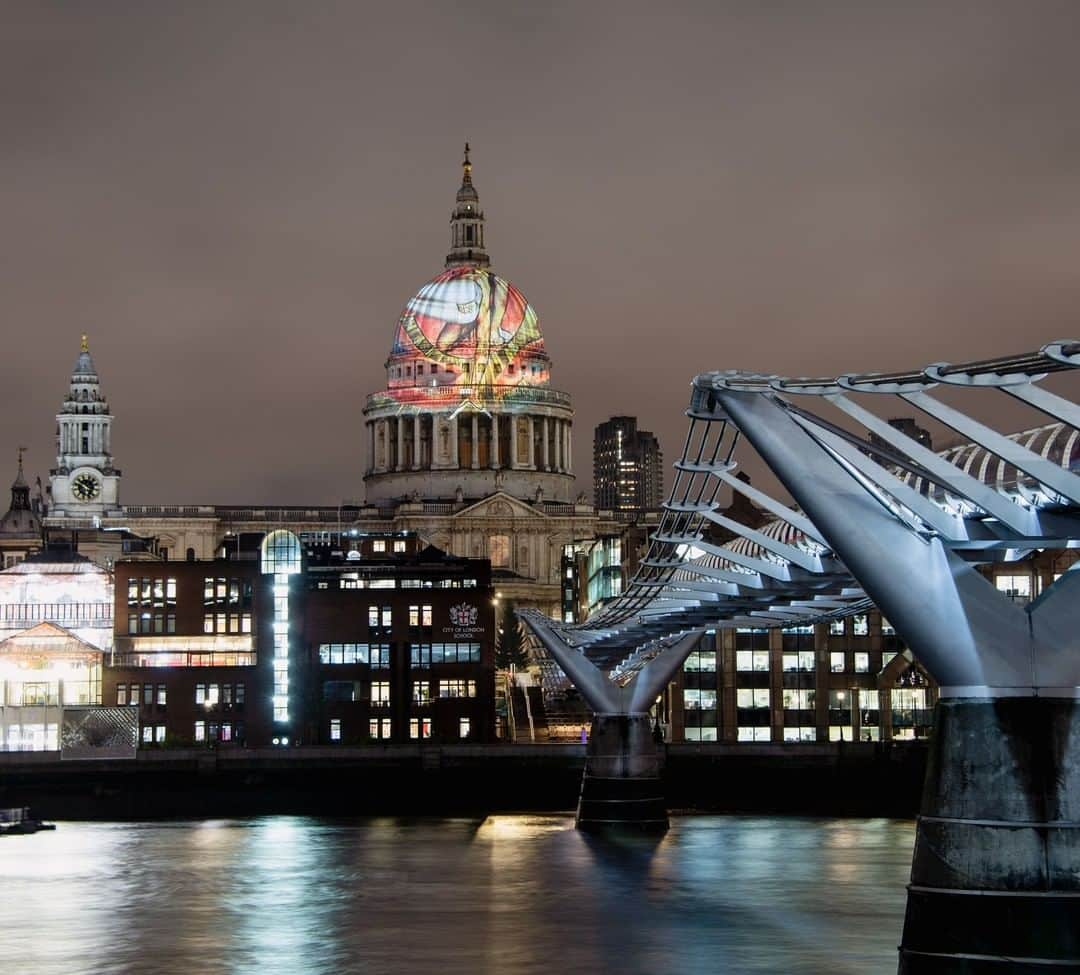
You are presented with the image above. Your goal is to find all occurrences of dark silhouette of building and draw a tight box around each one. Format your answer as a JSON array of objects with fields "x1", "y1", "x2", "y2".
[{"x1": 593, "y1": 416, "x2": 663, "y2": 512}]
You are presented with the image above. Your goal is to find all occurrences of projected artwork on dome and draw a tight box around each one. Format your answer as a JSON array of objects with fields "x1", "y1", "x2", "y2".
[{"x1": 381, "y1": 266, "x2": 547, "y2": 406}]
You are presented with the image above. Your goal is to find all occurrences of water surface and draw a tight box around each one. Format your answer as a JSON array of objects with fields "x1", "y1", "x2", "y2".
[{"x1": 0, "y1": 816, "x2": 913, "y2": 974}]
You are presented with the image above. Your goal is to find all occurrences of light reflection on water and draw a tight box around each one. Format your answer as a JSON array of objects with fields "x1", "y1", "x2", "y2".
[{"x1": 0, "y1": 816, "x2": 913, "y2": 975}]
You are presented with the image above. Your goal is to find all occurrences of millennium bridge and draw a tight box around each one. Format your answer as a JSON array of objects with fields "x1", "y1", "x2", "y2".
[{"x1": 521, "y1": 341, "x2": 1080, "y2": 974}]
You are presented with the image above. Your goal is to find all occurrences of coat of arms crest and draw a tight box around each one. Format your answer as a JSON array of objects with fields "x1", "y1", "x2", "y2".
[{"x1": 449, "y1": 603, "x2": 478, "y2": 627}]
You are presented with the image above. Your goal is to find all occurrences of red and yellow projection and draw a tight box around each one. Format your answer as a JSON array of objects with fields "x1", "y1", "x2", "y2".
[{"x1": 380, "y1": 267, "x2": 548, "y2": 407}]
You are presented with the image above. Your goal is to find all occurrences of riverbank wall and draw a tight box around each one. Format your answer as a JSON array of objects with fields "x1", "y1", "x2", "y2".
[{"x1": 0, "y1": 741, "x2": 926, "y2": 819}]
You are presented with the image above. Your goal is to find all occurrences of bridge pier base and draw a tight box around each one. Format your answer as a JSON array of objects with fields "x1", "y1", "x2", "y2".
[
  {"x1": 576, "y1": 714, "x2": 668, "y2": 833},
  {"x1": 899, "y1": 697, "x2": 1080, "y2": 974}
]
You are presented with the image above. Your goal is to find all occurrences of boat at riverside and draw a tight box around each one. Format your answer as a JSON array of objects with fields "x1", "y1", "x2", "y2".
[{"x1": 0, "y1": 807, "x2": 56, "y2": 836}]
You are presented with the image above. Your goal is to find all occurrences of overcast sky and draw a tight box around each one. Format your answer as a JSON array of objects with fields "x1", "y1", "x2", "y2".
[{"x1": 2, "y1": 1, "x2": 1078, "y2": 505}]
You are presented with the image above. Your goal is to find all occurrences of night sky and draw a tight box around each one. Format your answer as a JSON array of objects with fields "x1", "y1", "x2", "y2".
[{"x1": 3, "y1": 2, "x2": 1079, "y2": 505}]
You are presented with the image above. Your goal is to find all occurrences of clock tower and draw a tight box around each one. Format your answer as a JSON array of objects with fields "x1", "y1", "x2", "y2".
[{"x1": 48, "y1": 335, "x2": 122, "y2": 516}]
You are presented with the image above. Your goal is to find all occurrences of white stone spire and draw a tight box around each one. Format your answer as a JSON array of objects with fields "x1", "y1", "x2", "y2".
[{"x1": 48, "y1": 334, "x2": 121, "y2": 515}]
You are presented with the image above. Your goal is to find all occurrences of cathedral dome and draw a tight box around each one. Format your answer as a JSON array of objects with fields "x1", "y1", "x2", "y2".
[{"x1": 384, "y1": 265, "x2": 550, "y2": 402}]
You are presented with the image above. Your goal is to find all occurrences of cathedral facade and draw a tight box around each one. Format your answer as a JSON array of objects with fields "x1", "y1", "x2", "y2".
[{"x1": 22, "y1": 149, "x2": 624, "y2": 619}]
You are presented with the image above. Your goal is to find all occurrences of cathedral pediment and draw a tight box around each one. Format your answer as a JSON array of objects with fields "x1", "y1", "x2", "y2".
[{"x1": 453, "y1": 492, "x2": 549, "y2": 522}]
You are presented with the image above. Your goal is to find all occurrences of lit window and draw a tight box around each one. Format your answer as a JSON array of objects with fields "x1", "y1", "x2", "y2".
[
  {"x1": 736, "y1": 689, "x2": 769, "y2": 709},
  {"x1": 330, "y1": 718, "x2": 341, "y2": 741},
  {"x1": 373, "y1": 540, "x2": 386, "y2": 553},
  {"x1": 371, "y1": 682, "x2": 390, "y2": 705},
  {"x1": 459, "y1": 717, "x2": 471, "y2": 739},
  {"x1": 409, "y1": 718, "x2": 420, "y2": 740},
  {"x1": 195, "y1": 684, "x2": 206, "y2": 705},
  {"x1": 393, "y1": 540, "x2": 406, "y2": 553},
  {"x1": 995, "y1": 575, "x2": 1031, "y2": 599},
  {"x1": 117, "y1": 684, "x2": 128, "y2": 706},
  {"x1": 194, "y1": 721, "x2": 206, "y2": 742},
  {"x1": 141, "y1": 726, "x2": 153, "y2": 744},
  {"x1": 830, "y1": 652, "x2": 846, "y2": 673},
  {"x1": 737, "y1": 727, "x2": 770, "y2": 742},
  {"x1": 853, "y1": 615, "x2": 869, "y2": 636},
  {"x1": 735, "y1": 651, "x2": 770, "y2": 672},
  {"x1": 854, "y1": 653, "x2": 870, "y2": 673},
  {"x1": 154, "y1": 725, "x2": 166, "y2": 744}
]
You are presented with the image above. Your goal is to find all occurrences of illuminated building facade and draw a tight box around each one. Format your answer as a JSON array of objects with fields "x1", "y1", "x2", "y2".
[
  {"x1": 0, "y1": 451, "x2": 42, "y2": 568},
  {"x1": 363, "y1": 147, "x2": 576, "y2": 507},
  {"x1": 31, "y1": 150, "x2": 623, "y2": 620},
  {"x1": 593, "y1": 416, "x2": 663, "y2": 513},
  {"x1": 103, "y1": 531, "x2": 495, "y2": 748},
  {"x1": 0, "y1": 547, "x2": 113, "y2": 751}
]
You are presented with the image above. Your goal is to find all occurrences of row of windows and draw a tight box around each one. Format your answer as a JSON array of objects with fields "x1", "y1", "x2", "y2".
[
  {"x1": 140, "y1": 725, "x2": 166, "y2": 743},
  {"x1": 128, "y1": 613, "x2": 176, "y2": 635},
  {"x1": 353, "y1": 716, "x2": 473, "y2": 740},
  {"x1": 203, "y1": 613, "x2": 253, "y2": 634},
  {"x1": 194, "y1": 721, "x2": 242, "y2": 743},
  {"x1": 325, "y1": 679, "x2": 479, "y2": 706},
  {"x1": 194, "y1": 683, "x2": 246, "y2": 706},
  {"x1": 691, "y1": 688, "x2": 911, "y2": 711},
  {"x1": 127, "y1": 578, "x2": 177, "y2": 608},
  {"x1": 410, "y1": 643, "x2": 482, "y2": 665},
  {"x1": 318, "y1": 643, "x2": 392, "y2": 666},
  {"x1": 312, "y1": 577, "x2": 479, "y2": 591},
  {"x1": 203, "y1": 577, "x2": 254, "y2": 608},
  {"x1": 3, "y1": 603, "x2": 112, "y2": 623},
  {"x1": 116, "y1": 683, "x2": 166, "y2": 707},
  {"x1": 733, "y1": 650, "x2": 896, "y2": 673}
]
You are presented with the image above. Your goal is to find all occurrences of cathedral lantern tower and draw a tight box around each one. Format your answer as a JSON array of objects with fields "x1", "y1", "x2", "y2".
[
  {"x1": 363, "y1": 147, "x2": 575, "y2": 504},
  {"x1": 48, "y1": 335, "x2": 122, "y2": 516}
]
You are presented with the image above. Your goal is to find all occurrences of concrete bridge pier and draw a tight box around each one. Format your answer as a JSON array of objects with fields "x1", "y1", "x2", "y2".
[
  {"x1": 577, "y1": 713, "x2": 667, "y2": 832},
  {"x1": 899, "y1": 696, "x2": 1080, "y2": 973},
  {"x1": 521, "y1": 613, "x2": 703, "y2": 833}
]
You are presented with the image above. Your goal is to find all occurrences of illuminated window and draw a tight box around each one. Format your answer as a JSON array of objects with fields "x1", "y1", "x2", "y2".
[
  {"x1": 373, "y1": 539, "x2": 386, "y2": 553},
  {"x1": 489, "y1": 535, "x2": 510, "y2": 568},
  {"x1": 782, "y1": 688, "x2": 815, "y2": 710},
  {"x1": 195, "y1": 683, "x2": 206, "y2": 705},
  {"x1": 995, "y1": 575, "x2": 1031, "y2": 600},
  {"x1": 782, "y1": 651, "x2": 815, "y2": 672},
  {"x1": 117, "y1": 684, "x2": 128, "y2": 706},
  {"x1": 393, "y1": 540, "x2": 407, "y2": 553},
  {"x1": 141, "y1": 726, "x2": 153, "y2": 744},
  {"x1": 830, "y1": 652, "x2": 846, "y2": 673},
  {"x1": 156, "y1": 685, "x2": 166, "y2": 706},
  {"x1": 683, "y1": 689, "x2": 717, "y2": 709},
  {"x1": 439, "y1": 679, "x2": 477, "y2": 698},
  {"x1": 154, "y1": 725, "x2": 165, "y2": 744},
  {"x1": 736, "y1": 689, "x2": 769, "y2": 709},
  {"x1": 459, "y1": 717, "x2": 471, "y2": 739},
  {"x1": 853, "y1": 615, "x2": 869, "y2": 636},
  {"x1": 194, "y1": 721, "x2": 206, "y2": 742},
  {"x1": 735, "y1": 651, "x2": 770, "y2": 672},
  {"x1": 330, "y1": 718, "x2": 341, "y2": 741},
  {"x1": 260, "y1": 530, "x2": 301, "y2": 575},
  {"x1": 737, "y1": 727, "x2": 770, "y2": 742},
  {"x1": 412, "y1": 682, "x2": 431, "y2": 704},
  {"x1": 371, "y1": 681, "x2": 390, "y2": 705},
  {"x1": 854, "y1": 653, "x2": 870, "y2": 673},
  {"x1": 684, "y1": 652, "x2": 716, "y2": 673},
  {"x1": 783, "y1": 727, "x2": 817, "y2": 742}
]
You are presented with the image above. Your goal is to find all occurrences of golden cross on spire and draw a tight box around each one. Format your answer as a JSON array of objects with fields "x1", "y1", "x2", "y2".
[
  {"x1": 81, "y1": 333, "x2": 89, "y2": 353},
  {"x1": 17, "y1": 446, "x2": 27, "y2": 470},
  {"x1": 462, "y1": 142, "x2": 472, "y2": 182}
]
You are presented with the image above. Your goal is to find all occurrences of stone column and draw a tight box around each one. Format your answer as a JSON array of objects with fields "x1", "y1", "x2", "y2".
[
  {"x1": 542, "y1": 416, "x2": 550, "y2": 470},
  {"x1": 566, "y1": 424, "x2": 573, "y2": 474},
  {"x1": 471, "y1": 414, "x2": 479, "y2": 470},
  {"x1": 491, "y1": 414, "x2": 500, "y2": 468},
  {"x1": 450, "y1": 416, "x2": 459, "y2": 468},
  {"x1": 368, "y1": 422, "x2": 375, "y2": 474},
  {"x1": 413, "y1": 415, "x2": 421, "y2": 469},
  {"x1": 527, "y1": 416, "x2": 535, "y2": 469},
  {"x1": 396, "y1": 417, "x2": 405, "y2": 471},
  {"x1": 554, "y1": 419, "x2": 562, "y2": 471}
]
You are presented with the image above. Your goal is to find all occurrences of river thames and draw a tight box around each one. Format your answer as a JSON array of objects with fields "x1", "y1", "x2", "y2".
[{"x1": 0, "y1": 815, "x2": 914, "y2": 974}]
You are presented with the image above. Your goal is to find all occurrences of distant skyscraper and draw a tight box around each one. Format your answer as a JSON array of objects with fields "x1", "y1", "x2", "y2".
[{"x1": 593, "y1": 416, "x2": 663, "y2": 512}]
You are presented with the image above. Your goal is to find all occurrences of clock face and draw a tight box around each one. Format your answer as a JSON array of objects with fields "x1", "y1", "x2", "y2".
[{"x1": 72, "y1": 472, "x2": 101, "y2": 502}]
